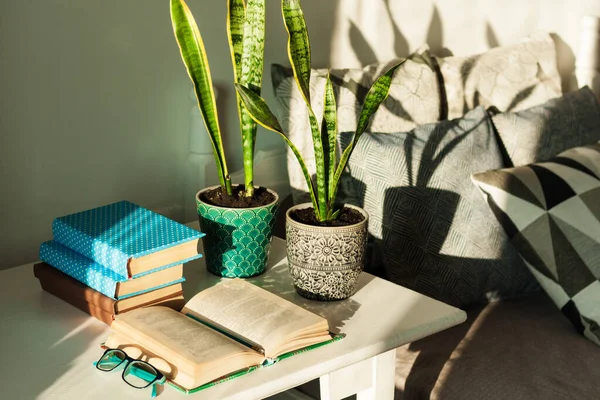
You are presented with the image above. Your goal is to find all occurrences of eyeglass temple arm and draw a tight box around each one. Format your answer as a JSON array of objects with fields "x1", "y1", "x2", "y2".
[{"x1": 151, "y1": 376, "x2": 166, "y2": 398}]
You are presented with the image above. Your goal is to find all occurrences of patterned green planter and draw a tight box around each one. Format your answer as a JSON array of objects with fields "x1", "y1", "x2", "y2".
[{"x1": 196, "y1": 186, "x2": 279, "y2": 278}]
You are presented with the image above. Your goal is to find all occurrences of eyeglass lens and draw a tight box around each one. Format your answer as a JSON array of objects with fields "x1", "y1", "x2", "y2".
[
  {"x1": 97, "y1": 349, "x2": 127, "y2": 372},
  {"x1": 123, "y1": 360, "x2": 159, "y2": 389}
]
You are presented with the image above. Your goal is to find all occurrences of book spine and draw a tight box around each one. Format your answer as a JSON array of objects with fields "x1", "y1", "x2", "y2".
[
  {"x1": 38, "y1": 275, "x2": 114, "y2": 325},
  {"x1": 52, "y1": 218, "x2": 129, "y2": 276},
  {"x1": 118, "y1": 278, "x2": 186, "y2": 300},
  {"x1": 39, "y1": 241, "x2": 120, "y2": 299},
  {"x1": 117, "y1": 294, "x2": 186, "y2": 314},
  {"x1": 33, "y1": 263, "x2": 117, "y2": 313},
  {"x1": 130, "y1": 254, "x2": 202, "y2": 279}
]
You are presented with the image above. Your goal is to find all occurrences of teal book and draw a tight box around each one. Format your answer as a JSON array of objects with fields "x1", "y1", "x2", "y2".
[
  {"x1": 103, "y1": 279, "x2": 338, "y2": 391},
  {"x1": 39, "y1": 241, "x2": 186, "y2": 300},
  {"x1": 51, "y1": 200, "x2": 204, "y2": 278}
]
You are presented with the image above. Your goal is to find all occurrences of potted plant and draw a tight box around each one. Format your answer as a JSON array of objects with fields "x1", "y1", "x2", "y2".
[
  {"x1": 170, "y1": 0, "x2": 278, "y2": 278},
  {"x1": 235, "y1": 0, "x2": 403, "y2": 300}
]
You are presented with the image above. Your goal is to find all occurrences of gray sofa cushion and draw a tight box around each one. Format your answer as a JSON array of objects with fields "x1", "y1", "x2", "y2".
[
  {"x1": 491, "y1": 86, "x2": 600, "y2": 167},
  {"x1": 395, "y1": 292, "x2": 600, "y2": 399},
  {"x1": 344, "y1": 107, "x2": 538, "y2": 307}
]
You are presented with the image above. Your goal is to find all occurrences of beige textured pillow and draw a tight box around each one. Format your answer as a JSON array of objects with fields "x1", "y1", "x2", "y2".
[
  {"x1": 271, "y1": 49, "x2": 441, "y2": 203},
  {"x1": 437, "y1": 32, "x2": 562, "y2": 119}
]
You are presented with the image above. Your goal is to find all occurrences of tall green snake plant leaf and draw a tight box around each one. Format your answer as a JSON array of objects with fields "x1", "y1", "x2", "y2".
[
  {"x1": 280, "y1": 0, "x2": 328, "y2": 220},
  {"x1": 228, "y1": 0, "x2": 266, "y2": 197},
  {"x1": 171, "y1": 0, "x2": 265, "y2": 197},
  {"x1": 235, "y1": 0, "x2": 404, "y2": 222}
]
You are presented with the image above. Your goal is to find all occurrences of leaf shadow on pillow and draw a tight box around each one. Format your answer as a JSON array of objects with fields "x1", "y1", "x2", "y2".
[
  {"x1": 350, "y1": 122, "x2": 476, "y2": 296},
  {"x1": 329, "y1": 72, "x2": 415, "y2": 124},
  {"x1": 346, "y1": 119, "x2": 535, "y2": 398},
  {"x1": 460, "y1": 58, "x2": 477, "y2": 115},
  {"x1": 506, "y1": 84, "x2": 537, "y2": 112},
  {"x1": 457, "y1": 48, "x2": 547, "y2": 117}
]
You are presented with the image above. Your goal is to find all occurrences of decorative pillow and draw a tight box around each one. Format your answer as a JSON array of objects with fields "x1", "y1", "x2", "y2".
[
  {"x1": 491, "y1": 86, "x2": 600, "y2": 167},
  {"x1": 271, "y1": 48, "x2": 441, "y2": 203},
  {"x1": 473, "y1": 143, "x2": 600, "y2": 346},
  {"x1": 344, "y1": 107, "x2": 539, "y2": 307},
  {"x1": 437, "y1": 32, "x2": 562, "y2": 120}
]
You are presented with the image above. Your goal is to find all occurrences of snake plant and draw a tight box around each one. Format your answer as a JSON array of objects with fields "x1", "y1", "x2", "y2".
[
  {"x1": 170, "y1": 0, "x2": 265, "y2": 197},
  {"x1": 235, "y1": 0, "x2": 404, "y2": 222}
]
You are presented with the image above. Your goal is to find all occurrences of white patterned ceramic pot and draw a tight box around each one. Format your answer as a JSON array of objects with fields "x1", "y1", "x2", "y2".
[
  {"x1": 196, "y1": 186, "x2": 279, "y2": 278},
  {"x1": 286, "y1": 203, "x2": 368, "y2": 301}
]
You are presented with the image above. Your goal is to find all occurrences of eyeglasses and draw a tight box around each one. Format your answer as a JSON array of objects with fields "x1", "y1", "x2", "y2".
[{"x1": 94, "y1": 348, "x2": 166, "y2": 397}]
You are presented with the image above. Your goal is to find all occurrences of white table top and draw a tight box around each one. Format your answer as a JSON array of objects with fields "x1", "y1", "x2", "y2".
[{"x1": 0, "y1": 231, "x2": 466, "y2": 400}]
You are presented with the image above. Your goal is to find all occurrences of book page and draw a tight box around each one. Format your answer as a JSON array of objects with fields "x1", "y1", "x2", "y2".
[
  {"x1": 182, "y1": 279, "x2": 327, "y2": 357},
  {"x1": 112, "y1": 306, "x2": 259, "y2": 373}
]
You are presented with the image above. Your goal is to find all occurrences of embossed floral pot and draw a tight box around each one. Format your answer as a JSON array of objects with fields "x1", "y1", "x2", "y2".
[
  {"x1": 286, "y1": 203, "x2": 368, "y2": 301},
  {"x1": 196, "y1": 186, "x2": 279, "y2": 278}
]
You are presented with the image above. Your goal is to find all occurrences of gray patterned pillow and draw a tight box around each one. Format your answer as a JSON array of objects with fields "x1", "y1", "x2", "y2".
[
  {"x1": 271, "y1": 49, "x2": 441, "y2": 204},
  {"x1": 491, "y1": 87, "x2": 600, "y2": 167},
  {"x1": 345, "y1": 107, "x2": 539, "y2": 307},
  {"x1": 473, "y1": 142, "x2": 600, "y2": 346},
  {"x1": 437, "y1": 32, "x2": 562, "y2": 120}
]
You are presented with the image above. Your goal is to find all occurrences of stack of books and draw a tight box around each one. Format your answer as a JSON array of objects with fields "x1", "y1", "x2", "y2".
[{"x1": 35, "y1": 200, "x2": 204, "y2": 325}]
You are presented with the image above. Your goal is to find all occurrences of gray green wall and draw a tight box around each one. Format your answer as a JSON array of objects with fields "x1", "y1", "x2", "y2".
[
  {"x1": 2, "y1": 0, "x2": 598, "y2": 269},
  {"x1": 0, "y1": 1, "x2": 337, "y2": 269}
]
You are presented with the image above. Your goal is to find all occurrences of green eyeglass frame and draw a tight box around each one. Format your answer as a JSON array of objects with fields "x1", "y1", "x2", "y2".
[{"x1": 94, "y1": 348, "x2": 166, "y2": 396}]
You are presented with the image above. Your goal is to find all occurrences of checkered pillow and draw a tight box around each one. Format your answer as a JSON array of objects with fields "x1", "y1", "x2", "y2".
[{"x1": 473, "y1": 142, "x2": 600, "y2": 346}]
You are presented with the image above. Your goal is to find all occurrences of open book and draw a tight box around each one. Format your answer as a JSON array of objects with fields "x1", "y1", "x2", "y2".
[{"x1": 104, "y1": 279, "x2": 334, "y2": 391}]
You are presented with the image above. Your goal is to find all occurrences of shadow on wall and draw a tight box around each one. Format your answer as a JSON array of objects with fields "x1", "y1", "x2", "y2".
[
  {"x1": 343, "y1": 1, "x2": 578, "y2": 120},
  {"x1": 348, "y1": 3, "x2": 453, "y2": 68}
]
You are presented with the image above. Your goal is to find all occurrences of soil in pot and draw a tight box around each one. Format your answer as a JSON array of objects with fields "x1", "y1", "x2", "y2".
[
  {"x1": 200, "y1": 185, "x2": 276, "y2": 208},
  {"x1": 290, "y1": 207, "x2": 364, "y2": 227}
]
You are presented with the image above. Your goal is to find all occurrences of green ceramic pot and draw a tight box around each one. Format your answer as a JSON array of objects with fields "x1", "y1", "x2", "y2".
[{"x1": 196, "y1": 185, "x2": 279, "y2": 278}]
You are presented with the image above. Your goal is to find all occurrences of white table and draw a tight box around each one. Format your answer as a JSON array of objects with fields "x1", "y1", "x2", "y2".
[{"x1": 0, "y1": 233, "x2": 466, "y2": 400}]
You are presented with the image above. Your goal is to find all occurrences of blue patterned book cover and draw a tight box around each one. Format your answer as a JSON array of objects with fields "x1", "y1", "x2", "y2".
[
  {"x1": 52, "y1": 200, "x2": 204, "y2": 277},
  {"x1": 39, "y1": 241, "x2": 186, "y2": 300}
]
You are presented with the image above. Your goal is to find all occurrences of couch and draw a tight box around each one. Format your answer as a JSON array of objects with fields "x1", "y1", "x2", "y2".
[
  {"x1": 272, "y1": 30, "x2": 600, "y2": 399},
  {"x1": 392, "y1": 292, "x2": 600, "y2": 399},
  {"x1": 284, "y1": 290, "x2": 600, "y2": 399}
]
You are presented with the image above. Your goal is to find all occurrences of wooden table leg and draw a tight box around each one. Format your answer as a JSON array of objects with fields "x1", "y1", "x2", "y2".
[{"x1": 319, "y1": 349, "x2": 396, "y2": 400}]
